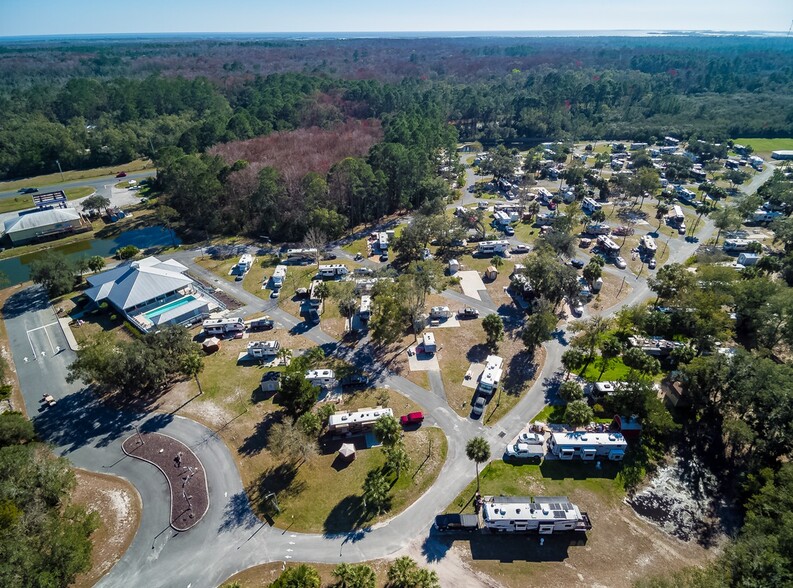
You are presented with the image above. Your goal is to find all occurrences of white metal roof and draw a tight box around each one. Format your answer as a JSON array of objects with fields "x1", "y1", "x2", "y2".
[
  {"x1": 483, "y1": 496, "x2": 581, "y2": 523},
  {"x1": 551, "y1": 431, "x2": 627, "y2": 449},
  {"x1": 328, "y1": 407, "x2": 393, "y2": 428},
  {"x1": 3, "y1": 207, "x2": 81, "y2": 234},
  {"x1": 84, "y1": 256, "x2": 193, "y2": 311}
]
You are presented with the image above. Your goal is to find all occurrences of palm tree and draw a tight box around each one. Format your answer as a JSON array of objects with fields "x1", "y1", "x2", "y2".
[
  {"x1": 182, "y1": 353, "x2": 204, "y2": 395},
  {"x1": 490, "y1": 255, "x2": 504, "y2": 269},
  {"x1": 466, "y1": 436, "x2": 491, "y2": 492},
  {"x1": 383, "y1": 442, "x2": 410, "y2": 480},
  {"x1": 276, "y1": 347, "x2": 292, "y2": 367},
  {"x1": 373, "y1": 414, "x2": 402, "y2": 448},
  {"x1": 387, "y1": 557, "x2": 420, "y2": 588},
  {"x1": 362, "y1": 469, "x2": 390, "y2": 514}
]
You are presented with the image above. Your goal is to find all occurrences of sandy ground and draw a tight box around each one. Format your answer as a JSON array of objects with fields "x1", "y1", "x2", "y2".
[{"x1": 70, "y1": 469, "x2": 142, "y2": 588}]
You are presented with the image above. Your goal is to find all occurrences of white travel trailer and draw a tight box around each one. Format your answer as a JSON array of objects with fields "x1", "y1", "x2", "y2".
[
  {"x1": 582, "y1": 197, "x2": 602, "y2": 213},
  {"x1": 723, "y1": 239, "x2": 751, "y2": 252},
  {"x1": 668, "y1": 205, "x2": 685, "y2": 224},
  {"x1": 271, "y1": 265, "x2": 287, "y2": 288},
  {"x1": 359, "y1": 295, "x2": 372, "y2": 321},
  {"x1": 422, "y1": 332, "x2": 437, "y2": 353},
  {"x1": 235, "y1": 253, "x2": 253, "y2": 274},
  {"x1": 429, "y1": 306, "x2": 452, "y2": 319},
  {"x1": 751, "y1": 209, "x2": 783, "y2": 223},
  {"x1": 318, "y1": 264, "x2": 349, "y2": 278},
  {"x1": 640, "y1": 235, "x2": 657, "y2": 254},
  {"x1": 286, "y1": 248, "x2": 317, "y2": 262},
  {"x1": 246, "y1": 340, "x2": 280, "y2": 358},
  {"x1": 305, "y1": 369, "x2": 336, "y2": 389},
  {"x1": 596, "y1": 235, "x2": 620, "y2": 254},
  {"x1": 327, "y1": 407, "x2": 394, "y2": 434},
  {"x1": 549, "y1": 431, "x2": 628, "y2": 461},
  {"x1": 202, "y1": 317, "x2": 246, "y2": 335},
  {"x1": 493, "y1": 211, "x2": 512, "y2": 227},
  {"x1": 477, "y1": 355, "x2": 503, "y2": 397},
  {"x1": 482, "y1": 496, "x2": 592, "y2": 534},
  {"x1": 585, "y1": 223, "x2": 610, "y2": 236},
  {"x1": 477, "y1": 240, "x2": 510, "y2": 255}
]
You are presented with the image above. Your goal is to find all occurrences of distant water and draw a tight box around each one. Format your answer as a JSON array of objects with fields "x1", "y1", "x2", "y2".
[{"x1": 0, "y1": 30, "x2": 787, "y2": 43}]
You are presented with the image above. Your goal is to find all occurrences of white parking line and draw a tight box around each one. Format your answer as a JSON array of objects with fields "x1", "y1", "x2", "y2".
[{"x1": 26, "y1": 322, "x2": 59, "y2": 359}]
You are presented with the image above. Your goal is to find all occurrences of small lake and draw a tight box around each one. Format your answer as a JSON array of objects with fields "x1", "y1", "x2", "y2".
[{"x1": 0, "y1": 225, "x2": 180, "y2": 286}]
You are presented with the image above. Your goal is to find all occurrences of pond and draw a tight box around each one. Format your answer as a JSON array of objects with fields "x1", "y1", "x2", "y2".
[{"x1": 0, "y1": 225, "x2": 180, "y2": 286}]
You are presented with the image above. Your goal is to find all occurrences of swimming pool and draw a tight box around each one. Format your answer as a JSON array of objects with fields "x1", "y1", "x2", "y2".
[{"x1": 143, "y1": 295, "x2": 197, "y2": 320}]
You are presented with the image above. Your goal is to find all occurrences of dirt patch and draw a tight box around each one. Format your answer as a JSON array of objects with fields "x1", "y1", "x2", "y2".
[
  {"x1": 589, "y1": 271, "x2": 633, "y2": 314},
  {"x1": 70, "y1": 469, "x2": 142, "y2": 588},
  {"x1": 0, "y1": 285, "x2": 26, "y2": 415}
]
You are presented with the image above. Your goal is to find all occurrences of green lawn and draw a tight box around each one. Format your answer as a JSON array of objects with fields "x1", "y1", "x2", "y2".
[
  {"x1": 734, "y1": 137, "x2": 793, "y2": 155},
  {"x1": 0, "y1": 159, "x2": 154, "y2": 192},
  {"x1": 447, "y1": 460, "x2": 626, "y2": 514},
  {"x1": 579, "y1": 357, "x2": 631, "y2": 382},
  {"x1": 0, "y1": 185, "x2": 94, "y2": 214}
]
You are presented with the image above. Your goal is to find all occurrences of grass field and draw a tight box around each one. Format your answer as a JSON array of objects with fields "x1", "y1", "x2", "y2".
[
  {"x1": 0, "y1": 185, "x2": 95, "y2": 214},
  {"x1": 0, "y1": 159, "x2": 154, "y2": 192},
  {"x1": 734, "y1": 137, "x2": 793, "y2": 155}
]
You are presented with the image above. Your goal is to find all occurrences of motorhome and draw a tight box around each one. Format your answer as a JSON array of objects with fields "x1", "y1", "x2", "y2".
[
  {"x1": 549, "y1": 431, "x2": 628, "y2": 461},
  {"x1": 585, "y1": 223, "x2": 610, "y2": 236},
  {"x1": 723, "y1": 239, "x2": 751, "y2": 252},
  {"x1": 536, "y1": 187, "x2": 553, "y2": 202},
  {"x1": 378, "y1": 232, "x2": 389, "y2": 251},
  {"x1": 246, "y1": 340, "x2": 280, "y2": 359},
  {"x1": 202, "y1": 317, "x2": 246, "y2": 335},
  {"x1": 482, "y1": 496, "x2": 592, "y2": 534},
  {"x1": 478, "y1": 355, "x2": 503, "y2": 397},
  {"x1": 630, "y1": 142, "x2": 648, "y2": 151},
  {"x1": 582, "y1": 197, "x2": 602, "y2": 213},
  {"x1": 318, "y1": 264, "x2": 349, "y2": 278},
  {"x1": 749, "y1": 155, "x2": 764, "y2": 170},
  {"x1": 676, "y1": 188, "x2": 696, "y2": 204},
  {"x1": 286, "y1": 248, "x2": 317, "y2": 262},
  {"x1": 271, "y1": 265, "x2": 287, "y2": 288},
  {"x1": 359, "y1": 295, "x2": 371, "y2": 321},
  {"x1": 596, "y1": 235, "x2": 620, "y2": 254},
  {"x1": 429, "y1": 306, "x2": 452, "y2": 319},
  {"x1": 477, "y1": 240, "x2": 510, "y2": 255},
  {"x1": 305, "y1": 369, "x2": 336, "y2": 389},
  {"x1": 327, "y1": 407, "x2": 394, "y2": 434},
  {"x1": 668, "y1": 205, "x2": 685, "y2": 225},
  {"x1": 493, "y1": 211, "x2": 512, "y2": 227},
  {"x1": 751, "y1": 209, "x2": 783, "y2": 223},
  {"x1": 640, "y1": 235, "x2": 657, "y2": 254}
]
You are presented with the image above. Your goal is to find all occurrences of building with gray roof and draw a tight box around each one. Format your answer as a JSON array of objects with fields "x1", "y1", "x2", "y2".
[{"x1": 1, "y1": 207, "x2": 89, "y2": 245}]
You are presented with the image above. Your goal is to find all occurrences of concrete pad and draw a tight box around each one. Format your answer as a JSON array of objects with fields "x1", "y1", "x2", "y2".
[
  {"x1": 462, "y1": 362, "x2": 485, "y2": 389},
  {"x1": 407, "y1": 346, "x2": 440, "y2": 371},
  {"x1": 430, "y1": 316, "x2": 460, "y2": 329},
  {"x1": 457, "y1": 270, "x2": 486, "y2": 300}
]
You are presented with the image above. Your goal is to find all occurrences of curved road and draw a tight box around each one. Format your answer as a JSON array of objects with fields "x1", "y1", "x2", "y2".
[
  {"x1": 0, "y1": 170, "x2": 156, "y2": 203},
  {"x1": 3, "y1": 161, "x2": 768, "y2": 588}
]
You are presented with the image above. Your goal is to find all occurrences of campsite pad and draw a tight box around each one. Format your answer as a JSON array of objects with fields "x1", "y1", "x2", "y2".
[
  {"x1": 407, "y1": 346, "x2": 440, "y2": 371},
  {"x1": 429, "y1": 316, "x2": 460, "y2": 329},
  {"x1": 456, "y1": 270, "x2": 486, "y2": 300},
  {"x1": 463, "y1": 362, "x2": 485, "y2": 389}
]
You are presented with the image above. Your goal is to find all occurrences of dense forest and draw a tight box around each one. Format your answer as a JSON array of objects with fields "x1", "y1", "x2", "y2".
[{"x1": 1, "y1": 36, "x2": 792, "y2": 180}]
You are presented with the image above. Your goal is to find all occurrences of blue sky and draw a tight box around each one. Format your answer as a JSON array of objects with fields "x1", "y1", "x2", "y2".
[{"x1": 1, "y1": 0, "x2": 790, "y2": 36}]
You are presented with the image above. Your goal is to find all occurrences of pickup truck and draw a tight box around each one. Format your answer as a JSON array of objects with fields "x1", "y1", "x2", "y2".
[
  {"x1": 458, "y1": 307, "x2": 480, "y2": 319},
  {"x1": 434, "y1": 513, "x2": 479, "y2": 532}
]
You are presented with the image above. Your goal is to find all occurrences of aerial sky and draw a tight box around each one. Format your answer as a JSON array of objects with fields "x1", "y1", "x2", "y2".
[{"x1": 0, "y1": 0, "x2": 790, "y2": 37}]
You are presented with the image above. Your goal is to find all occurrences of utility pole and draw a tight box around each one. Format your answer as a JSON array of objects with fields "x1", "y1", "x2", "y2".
[{"x1": 56, "y1": 160, "x2": 65, "y2": 182}]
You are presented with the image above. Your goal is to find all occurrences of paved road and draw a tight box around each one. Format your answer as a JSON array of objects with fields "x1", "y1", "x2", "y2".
[
  {"x1": 2, "y1": 158, "x2": 771, "y2": 588},
  {"x1": 0, "y1": 170, "x2": 155, "y2": 202}
]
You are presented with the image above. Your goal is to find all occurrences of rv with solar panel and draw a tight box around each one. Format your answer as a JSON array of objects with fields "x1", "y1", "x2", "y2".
[{"x1": 482, "y1": 496, "x2": 592, "y2": 534}]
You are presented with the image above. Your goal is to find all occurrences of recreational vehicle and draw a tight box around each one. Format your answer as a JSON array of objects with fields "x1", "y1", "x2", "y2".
[
  {"x1": 378, "y1": 232, "x2": 389, "y2": 251},
  {"x1": 596, "y1": 235, "x2": 620, "y2": 255},
  {"x1": 493, "y1": 211, "x2": 512, "y2": 227},
  {"x1": 640, "y1": 235, "x2": 657, "y2": 254},
  {"x1": 429, "y1": 306, "x2": 452, "y2": 319},
  {"x1": 723, "y1": 239, "x2": 751, "y2": 253},
  {"x1": 235, "y1": 253, "x2": 253, "y2": 274},
  {"x1": 549, "y1": 431, "x2": 628, "y2": 461},
  {"x1": 305, "y1": 369, "x2": 336, "y2": 389},
  {"x1": 359, "y1": 295, "x2": 371, "y2": 321},
  {"x1": 582, "y1": 197, "x2": 602, "y2": 213},
  {"x1": 482, "y1": 496, "x2": 592, "y2": 534},
  {"x1": 271, "y1": 265, "x2": 287, "y2": 288},
  {"x1": 202, "y1": 317, "x2": 246, "y2": 335},
  {"x1": 477, "y1": 240, "x2": 510, "y2": 255},
  {"x1": 478, "y1": 355, "x2": 503, "y2": 397},
  {"x1": 327, "y1": 407, "x2": 394, "y2": 434},
  {"x1": 286, "y1": 248, "x2": 317, "y2": 262},
  {"x1": 318, "y1": 264, "x2": 349, "y2": 278},
  {"x1": 422, "y1": 332, "x2": 437, "y2": 354},
  {"x1": 585, "y1": 223, "x2": 610, "y2": 236},
  {"x1": 246, "y1": 340, "x2": 280, "y2": 359},
  {"x1": 751, "y1": 209, "x2": 783, "y2": 223}
]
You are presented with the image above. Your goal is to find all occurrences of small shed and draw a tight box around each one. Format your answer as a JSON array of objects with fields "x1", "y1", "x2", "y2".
[
  {"x1": 484, "y1": 266, "x2": 498, "y2": 280},
  {"x1": 202, "y1": 337, "x2": 220, "y2": 354},
  {"x1": 737, "y1": 252, "x2": 760, "y2": 267},
  {"x1": 448, "y1": 259, "x2": 460, "y2": 274},
  {"x1": 338, "y1": 443, "x2": 356, "y2": 461},
  {"x1": 260, "y1": 371, "x2": 281, "y2": 393}
]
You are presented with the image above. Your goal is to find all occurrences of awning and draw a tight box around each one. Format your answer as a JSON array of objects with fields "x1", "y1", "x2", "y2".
[{"x1": 338, "y1": 443, "x2": 356, "y2": 460}]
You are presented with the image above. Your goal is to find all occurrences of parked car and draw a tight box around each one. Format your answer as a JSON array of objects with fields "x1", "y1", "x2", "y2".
[
  {"x1": 570, "y1": 258, "x2": 585, "y2": 269},
  {"x1": 572, "y1": 302, "x2": 584, "y2": 317},
  {"x1": 504, "y1": 442, "x2": 543, "y2": 462},
  {"x1": 459, "y1": 307, "x2": 480, "y2": 319},
  {"x1": 648, "y1": 258, "x2": 657, "y2": 269},
  {"x1": 340, "y1": 373, "x2": 369, "y2": 388},
  {"x1": 511, "y1": 244, "x2": 530, "y2": 254},
  {"x1": 400, "y1": 411, "x2": 425, "y2": 426},
  {"x1": 614, "y1": 256, "x2": 627, "y2": 269},
  {"x1": 471, "y1": 396, "x2": 486, "y2": 419},
  {"x1": 322, "y1": 253, "x2": 337, "y2": 260},
  {"x1": 115, "y1": 172, "x2": 127, "y2": 178},
  {"x1": 379, "y1": 253, "x2": 389, "y2": 262},
  {"x1": 270, "y1": 289, "x2": 280, "y2": 299},
  {"x1": 579, "y1": 238, "x2": 592, "y2": 248},
  {"x1": 504, "y1": 226, "x2": 515, "y2": 236},
  {"x1": 18, "y1": 187, "x2": 38, "y2": 194},
  {"x1": 547, "y1": 201, "x2": 557, "y2": 210},
  {"x1": 518, "y1": 432, "x2": 544, "y2": 445},
  {"x1": 434, "y1": 513, "x2": 479, "y2": 532},
  {"x1": 295, "y1": 288, "x2": 309, "y2": 298},
  {"x1": 354, "y1": 253, "x2": 363, "y2": 261}
]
